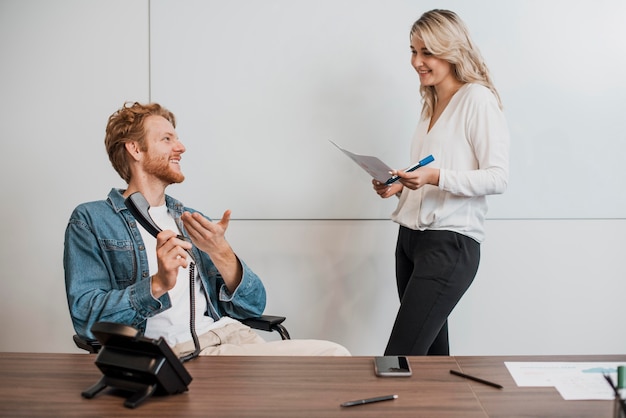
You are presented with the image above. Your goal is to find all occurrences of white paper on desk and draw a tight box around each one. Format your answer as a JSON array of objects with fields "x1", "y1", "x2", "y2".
[
  {"x1": 329, "y1": 140, "x2": 393, "y2": 183},
  {"x1": 505, "y1": 362, "x2": 622, "y2": 400},
  {"x1": 553, "y1": 372, "x2": 617, "y2": 400}
]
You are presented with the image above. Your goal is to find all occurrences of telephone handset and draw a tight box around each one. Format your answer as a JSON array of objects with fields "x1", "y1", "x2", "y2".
[
  {"x1": 124, "y1": 191, "x2": 200, "y2": 362},
  {"x1": 125, "y1": 192, "x2": 163, "y2": 239},
  {"x1": 125, "y1": 192, "x2": 193, "y2": 257}
]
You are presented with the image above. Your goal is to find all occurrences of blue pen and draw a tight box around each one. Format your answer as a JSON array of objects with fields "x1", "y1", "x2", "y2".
[{"x1": 385, "y1": 154, "x2": 435, "y2": 185}]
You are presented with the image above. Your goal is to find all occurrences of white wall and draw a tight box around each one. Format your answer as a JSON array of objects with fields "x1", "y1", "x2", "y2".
[
  {"x1": 150, "y1": 0, "x2": 626, "y2": 220},
  {"x1": 226, "y1": 218, "x2": 626, "y2": 355},
  {"x1": 0, "y1": 0, "x2": 149, "y2": 352},
  {"x1": 0, "y1": 0, "x2": 624, "y2": 356}
]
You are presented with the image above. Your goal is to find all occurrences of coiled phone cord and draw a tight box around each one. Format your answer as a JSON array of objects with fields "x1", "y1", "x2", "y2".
[{"x1": 179, "y1": 261, "x2": 201, "y2": 362}]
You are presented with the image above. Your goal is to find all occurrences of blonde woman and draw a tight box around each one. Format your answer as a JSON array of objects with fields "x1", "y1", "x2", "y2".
[{"x1": 373, "y1": 9, "x2": 509, "y2": 355}]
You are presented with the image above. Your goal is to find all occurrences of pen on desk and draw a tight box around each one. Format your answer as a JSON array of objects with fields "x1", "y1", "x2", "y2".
[
  {"x1": 603, "y1": 373, "x2": 626, "y2": 416},
  {"x1": 450, "y1": 369, "x2": 503, "y2": 389},
  {"x1": 385, "y1": 154, "x2": 435, "y2": 185},
  {"x1": 340, "y1": 394, "x2": 398, "y2": 407}
]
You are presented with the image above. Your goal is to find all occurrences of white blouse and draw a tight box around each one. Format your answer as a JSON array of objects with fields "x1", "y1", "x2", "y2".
[{"x1": 391, "y1": 83, "x2": 510, "y2": 243}]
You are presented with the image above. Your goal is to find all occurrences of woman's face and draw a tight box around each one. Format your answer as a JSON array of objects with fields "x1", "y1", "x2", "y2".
[{"x1": 410, "y1": 36, "x2": 456, "y2": 89}]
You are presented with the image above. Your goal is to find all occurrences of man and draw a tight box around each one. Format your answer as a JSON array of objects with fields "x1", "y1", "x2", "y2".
[{"x1": 64, "y1": 101, "x2": 349, "y2": 357}]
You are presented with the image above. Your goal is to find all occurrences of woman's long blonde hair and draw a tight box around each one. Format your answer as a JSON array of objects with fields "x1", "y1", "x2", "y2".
[{"x1": 410, "y1": 9, "x2": 502, "y2": 118}]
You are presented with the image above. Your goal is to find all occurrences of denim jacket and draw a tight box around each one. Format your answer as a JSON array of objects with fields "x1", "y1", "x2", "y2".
[{"x1": 64, "y1": 188, "x2": 266, "y2": 339}]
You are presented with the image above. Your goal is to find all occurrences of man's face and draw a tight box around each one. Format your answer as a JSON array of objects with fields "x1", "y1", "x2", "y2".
[{"x1": 142, "y1": 115, "x2": 186, "y2": 185}]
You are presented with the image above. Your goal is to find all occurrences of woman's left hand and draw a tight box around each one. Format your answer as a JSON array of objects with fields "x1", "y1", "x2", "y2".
[{"x1": 372, "y1": 179, "x2": 403, "y2": 198}]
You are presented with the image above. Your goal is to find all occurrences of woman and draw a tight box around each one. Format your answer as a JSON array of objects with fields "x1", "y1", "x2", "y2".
[{"x1": 373, "y1": 9, "x2": 509, "y2": 355}]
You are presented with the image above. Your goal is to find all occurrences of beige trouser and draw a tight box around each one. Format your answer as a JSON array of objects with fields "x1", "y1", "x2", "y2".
[{"x1": 173, "y1": 322, "x2": 351, "y2": 357}]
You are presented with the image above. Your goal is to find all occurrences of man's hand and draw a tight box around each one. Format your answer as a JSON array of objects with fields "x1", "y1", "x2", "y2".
[
  {"x1": 181, "y1": 210, "x2": 231, "y2": 254},
  {"x1": 151, "y1": 230, "x2": 193, "y2": 298},
  {"x1": 181, "y1": 210, "x2": 243, "y2": 292}
]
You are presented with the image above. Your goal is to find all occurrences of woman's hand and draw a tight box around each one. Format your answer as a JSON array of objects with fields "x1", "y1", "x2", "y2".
[
  {"x1": 391, "y1": 167, "x2": 440, "y2": 190},
  {"x1": 372, "y1": 179, "x2": 403, "y2": 198}
]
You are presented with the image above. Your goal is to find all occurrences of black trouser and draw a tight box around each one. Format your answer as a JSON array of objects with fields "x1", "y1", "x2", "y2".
[{"x1": 384, "y1": 227, "x2": 480, "y2": 356}]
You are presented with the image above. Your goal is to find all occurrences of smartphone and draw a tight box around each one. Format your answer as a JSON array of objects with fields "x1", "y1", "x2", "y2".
[{"x1": 374, "y1": 356, "x2": 412, "y2": 377}]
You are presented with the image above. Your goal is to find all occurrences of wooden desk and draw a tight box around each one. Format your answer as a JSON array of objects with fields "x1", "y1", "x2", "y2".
[{"x1": 0, "y1": 353, "x2": 624, "y2": 417}]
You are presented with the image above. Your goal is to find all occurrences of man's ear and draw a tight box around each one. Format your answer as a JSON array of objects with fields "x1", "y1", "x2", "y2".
[{"x1": 125, "y1": 141, "x2": 143, "y2": 162}]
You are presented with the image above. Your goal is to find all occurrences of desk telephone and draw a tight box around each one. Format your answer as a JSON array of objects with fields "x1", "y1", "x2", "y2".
[{"x1": 81, "y1": 321, "x2": 192, "y2": 408}]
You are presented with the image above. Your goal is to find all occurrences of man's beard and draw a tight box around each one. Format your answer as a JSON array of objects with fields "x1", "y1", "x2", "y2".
[{"x1": 143, "y1": 153, "x2": 185, "y2": 184}]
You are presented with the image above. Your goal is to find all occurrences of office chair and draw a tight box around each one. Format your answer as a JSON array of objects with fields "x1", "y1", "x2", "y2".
[{"x1": 73, "y1": 314, "x2": 291, "y2": 354}]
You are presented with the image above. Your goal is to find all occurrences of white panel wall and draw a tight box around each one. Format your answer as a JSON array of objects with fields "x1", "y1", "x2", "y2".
[
  {"x1": 0, "y1": 0, "x2": 150, "y2": 352},
  {"x1": 150, "y1": 0, "x2": 626, "y2": 219},
  {"x1": 449, "y1": 220, "x2": 626, "y2": 355},
  {"x1": 5, "y1": 218, "x2": 623, "y2": 356},
  {"x1": 224, "y1": 219, "x2": 626, "y2": 355}
]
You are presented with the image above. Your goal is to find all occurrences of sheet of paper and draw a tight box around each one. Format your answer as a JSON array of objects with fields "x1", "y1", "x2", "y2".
[
  {"x1": 505, "y1": 362, "x2": 623, "y2": 400},
  {"x1": 553, "y1": 372, "x2": 617, "y2": 400},
  {"x1": 329, "y1": 140, "x2": 393, "y2": 183}
]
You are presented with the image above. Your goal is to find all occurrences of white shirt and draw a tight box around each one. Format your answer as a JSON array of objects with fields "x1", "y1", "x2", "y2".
[
  {"x1": 141, "y1": 205, "x2": 235, "y2": 346},
  {"x1": 391, "y1": 83, "x2": 510, "y2": 242}
]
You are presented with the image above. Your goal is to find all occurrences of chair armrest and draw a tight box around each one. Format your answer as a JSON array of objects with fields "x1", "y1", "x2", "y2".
[
  {"x1": 242, "y1": 315, "x2": 285, "y2": 331},
  {"x1": 241, "y1": 315, "x2": 290, "y2": 340},
  {"x1": 73, "y1": 334, "x2": 102, "y2": 354}
]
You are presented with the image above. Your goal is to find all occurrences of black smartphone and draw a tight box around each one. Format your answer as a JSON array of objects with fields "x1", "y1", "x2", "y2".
[{"x1": 374, "y1": 356, "x2": 412, "y2": 377}]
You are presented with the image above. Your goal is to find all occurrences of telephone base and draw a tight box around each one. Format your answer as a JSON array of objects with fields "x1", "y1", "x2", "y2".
[{"x1": 82, "y1": 375, "x2": 158, "y2": 408}]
